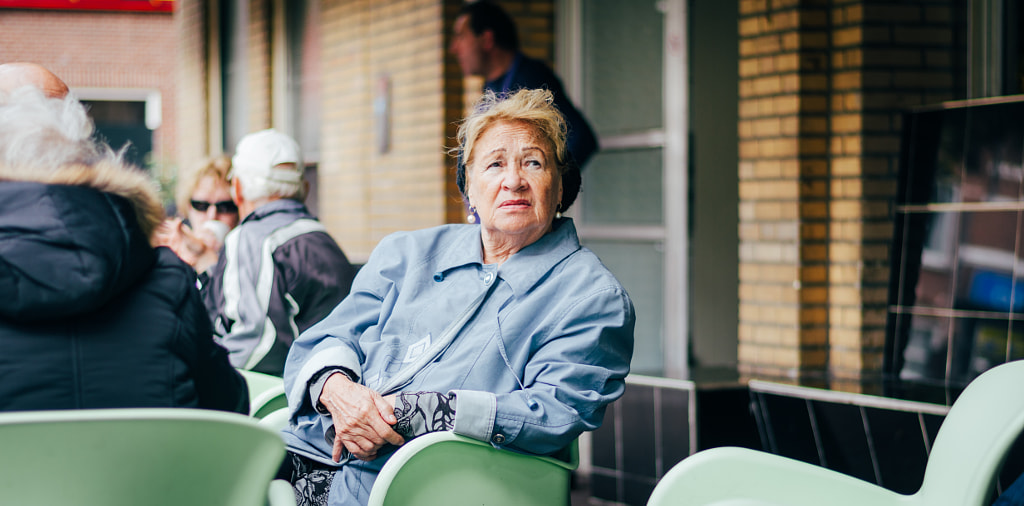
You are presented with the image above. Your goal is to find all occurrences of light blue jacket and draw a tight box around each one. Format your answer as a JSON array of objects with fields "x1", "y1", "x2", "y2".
[{"x1": 281, "y1": 218, "x2": 634, "y2": 503}]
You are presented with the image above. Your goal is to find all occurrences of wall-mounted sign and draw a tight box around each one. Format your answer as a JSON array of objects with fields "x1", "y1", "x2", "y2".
[
  {"x1": 374, "y1": 75, "x2": 391, "y2": 155},
  {"x1": 0, "y1": 0, "x2": 173, "y2": 12}
]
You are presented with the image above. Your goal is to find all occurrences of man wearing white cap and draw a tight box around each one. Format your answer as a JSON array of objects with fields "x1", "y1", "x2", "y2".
[{"x1": 201, "y1": 129, "x2": 356, "y2": 376}]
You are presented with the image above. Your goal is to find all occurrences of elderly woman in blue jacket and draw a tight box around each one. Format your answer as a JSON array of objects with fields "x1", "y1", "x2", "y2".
[{"x1": 280, "y1": 88, "x2": 635, "y2": 505}]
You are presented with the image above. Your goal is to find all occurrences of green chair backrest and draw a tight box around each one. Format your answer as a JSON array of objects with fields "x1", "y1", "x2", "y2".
[
  {"x1": 917, "y1": 359, "x2": 1024, "y2": 505},
  {"x1": 237, "y1": 368, "x2": 288, "y2": 418},
  {"x1": 0, "y1": 408, "x2": 294, "y2": 506},
  {"x1": 645, "y1": 360, "x2": 1024, "y2": 506},
  {"x1": 368, "y1": 431, "x2": 578, "y2": 506}
]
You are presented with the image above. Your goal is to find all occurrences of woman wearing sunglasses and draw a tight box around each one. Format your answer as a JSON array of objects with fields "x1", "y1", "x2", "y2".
[{"x1": 156, "y1": 156, "x2": 240, "y2": 272}]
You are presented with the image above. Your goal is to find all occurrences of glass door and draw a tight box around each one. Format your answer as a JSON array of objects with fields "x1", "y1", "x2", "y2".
[{"x1": 559, "y1": 0, "x2": 688, "y2": 377}]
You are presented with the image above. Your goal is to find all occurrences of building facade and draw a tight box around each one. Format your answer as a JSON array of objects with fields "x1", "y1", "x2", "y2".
[
  {"x1": 0, "y1": 2, "x2": 178, "y2": 191},
  {"x1": 174, "y1": 0, "x2": 1022, "y2": 503}
]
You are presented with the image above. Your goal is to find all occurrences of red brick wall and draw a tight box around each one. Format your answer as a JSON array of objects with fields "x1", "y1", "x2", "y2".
[{"x1": 0, "y1": 9, "x2": 178, "y2": 170}]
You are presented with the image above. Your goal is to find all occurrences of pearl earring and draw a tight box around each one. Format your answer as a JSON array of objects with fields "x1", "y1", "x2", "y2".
[
  {"x1": 555, "y1": 203, "x2": 563, "y2": 219},
  {"x1": 467, "y1": 205, "x2": 477, "y2": 224}
]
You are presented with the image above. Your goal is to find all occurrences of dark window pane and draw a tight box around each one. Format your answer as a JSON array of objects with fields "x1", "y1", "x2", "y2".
[
  {"x1": 888, "y1": 98, "x2": 1024, "y2": 401},
  {"x1": 960, "y1": 103, "x2": 1024, "y2": 203},
  {"x1": 892, "y1": 314, "x2": 951, "y2": 386}
]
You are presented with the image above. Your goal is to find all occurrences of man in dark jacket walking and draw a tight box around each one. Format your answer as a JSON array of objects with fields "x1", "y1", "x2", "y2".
[
  {"x1": 449, "y1": 0, "x2": 598, "y2": 173},
  {"x1": 0, "y1": 64, "x2": 248, "y2": 413},
  {"x1": 201, "y1": 129, "x2": 356, "y2": 376}
]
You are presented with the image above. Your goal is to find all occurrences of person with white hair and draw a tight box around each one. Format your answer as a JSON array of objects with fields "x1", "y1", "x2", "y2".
[
  {"x1": 201, "y1": 128, "x2": 356, "y2": 376},
  {"x1": 0, "y1": 62, "x2": 69, "y2": 99},
  {"x1": 0, "y1": 66, "x2": 248, "y2": 413}
]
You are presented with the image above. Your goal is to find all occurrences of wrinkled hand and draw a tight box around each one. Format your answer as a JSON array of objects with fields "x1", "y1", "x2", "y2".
[
  {"x1": 319, "y1": 373, "x2": 404, "y2": 462},
  {"x1": 153, "y1": 218, "x2": 185, "y2": 251},
  {"x1": 152, "y1": 218, "x2": 220, "y2": 272}
]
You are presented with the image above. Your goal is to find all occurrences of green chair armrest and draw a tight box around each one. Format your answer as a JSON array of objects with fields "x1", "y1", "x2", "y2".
[
  {"x1": 251, "y1": 384, "x2": 287, "y2": 418},
  {"x1": 237, "y1": 368, "x2": 288, "y2": 418},
  {"x1": 259, "y1": 407, "x2": 290, "y2": 431},
  {"x1": 368, "y1": 431, "x2": 577, "y2": 506},
  {"x1": 647, "y1": 447, "x2": 910, "y2": 506}
]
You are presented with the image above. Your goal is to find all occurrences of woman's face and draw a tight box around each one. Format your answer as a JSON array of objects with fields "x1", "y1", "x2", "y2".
[
  {"x1": 466, "y1": 120, "x2": 562, "y2": 248},
  {"x1": 187, "y1": 175, "x2": 239, "y2": 230}
]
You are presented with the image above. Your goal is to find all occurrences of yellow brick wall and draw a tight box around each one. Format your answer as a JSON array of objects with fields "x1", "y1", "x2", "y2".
[
  {"x1": 738, "y1": 0, "x2": 962, "y2": 387},
  {"x1": 175, "y1": 0, "x2": 210, "y2": 174},
  {"x1": 827, "y1": 1, "x2": 958, "y2": 387},
  {"x1": 448, "y1": 0, "x2": 557, "y2": 223},
  {"x1": 247, "y1": 0, "x2": 272, "y2": 132},
  {"x1": 318, "y1": 0, "x2": 453, "y2": 261},
  {"x1": 174, "y1": 0, "x2": 557, "y2": 259},
  {"x1": 738, "y1": 1, "x2": 831, "y2": 380}
]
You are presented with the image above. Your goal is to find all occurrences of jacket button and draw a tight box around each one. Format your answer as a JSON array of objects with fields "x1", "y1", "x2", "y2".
[{"x1": 492, "y1": 433, "x2": 505, "y2": 444}]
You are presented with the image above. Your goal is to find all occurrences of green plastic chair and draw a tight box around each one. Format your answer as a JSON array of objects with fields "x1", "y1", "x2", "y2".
[
  {"x1": 238, "y1": 368, "x2": 288, "y2": 418},
  {"x1": 646, "y1": 359, "x2": 1024, "y2": 506},
  {"x1": 368, "y1": 431, "x2": 579, "y2": 506},
  {"x1": 259, "y1": 406, "x2": 290, "y2": 431},
  {"x1": 0, "y1": 408, "x2": 295, "y2": 506}
]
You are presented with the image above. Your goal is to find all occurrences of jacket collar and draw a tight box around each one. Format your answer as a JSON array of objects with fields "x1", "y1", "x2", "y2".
[
  {"x1": 241, "y1": 199, "x2": 309, "y2": 224},
  {"x1": 434, "y1": 218, "x2": 581, "y2": 297}
]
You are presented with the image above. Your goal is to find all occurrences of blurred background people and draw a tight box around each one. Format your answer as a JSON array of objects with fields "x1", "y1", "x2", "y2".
[
  {"x1": 155, "y1": 155, "x2": 239, "y2": 273},
  {"x1": 449, "y1": 0, "x2": 598, "y2": 172},
  {"x1": 0, "y1": 64, "x2": 248, "y2": 413},
  {"x1": 202, "y1": 128, "x2": 356, "y2": 376},
  {"x1": 0, "y1": 62, "x2": 69, "y2": 99}
]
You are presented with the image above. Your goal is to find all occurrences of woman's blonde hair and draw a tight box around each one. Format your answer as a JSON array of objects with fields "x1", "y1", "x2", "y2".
[
  {"x1": 175, "y1": 155, "x2": 232, "y2": 215},
  {"x1": 453, "y1": 88, "x2": 575, "y2": 205}
]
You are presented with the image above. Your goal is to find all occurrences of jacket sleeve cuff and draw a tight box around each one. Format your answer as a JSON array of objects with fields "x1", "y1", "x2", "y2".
[
  {"x1": 449, "y1": 389, "x2": 496, "y2": 442},
  {"x1": 288, "y1": 345, "x2": 362, "y2": 415},
  {"x1": 309, "y1": 367, "x2": 358, "y2": 415}
]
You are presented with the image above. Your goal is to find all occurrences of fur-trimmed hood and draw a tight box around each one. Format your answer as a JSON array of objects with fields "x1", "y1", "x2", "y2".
[
  {"x1": 0, "y1": 161, "x2": 167, "y2": 321},
  {"x1": 0, "y1": 160, "x2": 164, "y2": 239}
]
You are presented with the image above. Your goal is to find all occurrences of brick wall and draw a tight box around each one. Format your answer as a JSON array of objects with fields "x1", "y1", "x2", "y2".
[
  {"x1": 449, "y1": 0, "x2": 556, "y2": 223},
  {"x1": 827, "y1": 1, "x2": 961, "y2": 388},
  {"x1": 737, "y1": 0, "x2": 963, "y2": 386},
  {"x1": 738, "y1": 1, "x2": 831, "y2": 381},
  {"x1": 318, "y1": 0, "x2": 452, "y2": 260},
  {"x1": 170, "y1": 0, "x2": 557, "y2": 258},
  {"x1": 247, "y1": 0, "x2": 272, "y2": 133},
  {"x1": 175, "y1": 0, "x2": 209, "y2": 172},
  {"x1": 314, "y1": 0, "x2": 557, "y2": 258},
  {"x1": 0, "y1": 9, "x2": 178, "y2": 171}
]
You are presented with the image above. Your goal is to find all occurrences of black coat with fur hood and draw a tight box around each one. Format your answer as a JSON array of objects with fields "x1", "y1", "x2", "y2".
[{"x1": 0, "y1": 161, "x2": 248, "y2": 413}]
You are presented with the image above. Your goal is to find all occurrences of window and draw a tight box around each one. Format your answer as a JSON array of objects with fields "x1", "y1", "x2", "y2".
[
  {"x1": 560, "y1": 0, "x2": 690, "y2": 377},
  {"x1": 77, "y1": 88, "x2": 162, "y2": 170}
]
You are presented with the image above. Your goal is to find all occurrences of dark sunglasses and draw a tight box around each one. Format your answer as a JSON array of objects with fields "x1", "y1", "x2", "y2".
[{"x1": 190, "y1": 199, "x2": 238, "y2": 214}]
